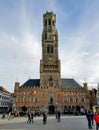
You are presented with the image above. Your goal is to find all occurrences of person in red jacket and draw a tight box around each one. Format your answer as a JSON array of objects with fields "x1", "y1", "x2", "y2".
[{"x1": 94, "y1": 112, "x2": 99, "y2": 130}]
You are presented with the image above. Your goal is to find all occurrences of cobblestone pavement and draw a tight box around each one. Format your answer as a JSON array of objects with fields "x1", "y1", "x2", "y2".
[{"x1": 0, "y1": 115, "x2": 96, "y2": 130}]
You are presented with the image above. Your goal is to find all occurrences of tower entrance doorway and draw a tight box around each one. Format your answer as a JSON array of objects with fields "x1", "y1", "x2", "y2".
[{"x1": 49, "y1": 105, "x2": 55, "y2": 114}]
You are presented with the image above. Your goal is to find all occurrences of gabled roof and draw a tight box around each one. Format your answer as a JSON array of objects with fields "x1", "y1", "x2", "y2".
[
  {"x1": 0, "y1": 86, "x2": 10, "y2": 93},
  {"x1": 61, "y1": 78, "x2": 82, "y2": 88},
  {"x1": 21, "y1": 79, "x2": 40, "y2": 88}
]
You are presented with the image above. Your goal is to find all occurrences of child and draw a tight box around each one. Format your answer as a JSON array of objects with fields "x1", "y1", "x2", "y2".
[{"x1": 94, "y1": 112, "x2": 99, "y2": 130}]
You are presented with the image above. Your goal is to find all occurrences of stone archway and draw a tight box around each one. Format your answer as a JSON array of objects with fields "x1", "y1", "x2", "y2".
[
  {"x1": 21, "y1": 106, "x2": 27, "y2": 112},
  {"x1": 49, "y1": 105, "x2": 55, "y2": 114}
]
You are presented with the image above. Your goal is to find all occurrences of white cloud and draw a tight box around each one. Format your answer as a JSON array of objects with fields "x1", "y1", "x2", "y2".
[
  {"x1": 95, "y1": 52, "x2": 99, "y2": 57},
  {"x1": 80, "y1": 51, "x2": 90, "y2": 57},
  {"x1": 0, "y1": 1, "x2": 99, "y2": 92}
]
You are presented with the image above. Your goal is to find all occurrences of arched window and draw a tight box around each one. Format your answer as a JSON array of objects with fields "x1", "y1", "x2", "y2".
[{"x1": 50, "y1": 97, "x2": 54, "y2": 104}]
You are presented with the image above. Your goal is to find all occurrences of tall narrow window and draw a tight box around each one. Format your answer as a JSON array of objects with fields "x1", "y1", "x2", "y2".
[
  {"x1": 45, "y1": 20, "x2": 47, "y2": 26},
  {"x1": 76, "y1": 97, "x2": 78, "y2": 102},
  {"x1": 45, "y1": 34, "x2": 47, "y2": 39},
  {"x1": 18, "y1": 97, "x2": 20, "y2": 102},
  {"x1": 47, "y1": 46, "x2": 50, "y2": 53},
  {"x1": 50, "y1": 97, "x2": 54, "y2": 104},
  {"x1": 49, "y1": 19, "x2": 51, "y2": 25},
  {"x1": 47, "y1": 45, "x2": 53, "y2": 53},
  {"x1": 51, "y1": 46, "x2": 53, "y2": 53}
]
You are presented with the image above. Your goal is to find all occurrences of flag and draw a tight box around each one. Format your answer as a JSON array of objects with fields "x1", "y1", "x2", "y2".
[
  {"x1": 30, "y1": 92, "x2": 32, "y2": 96},
  {"x1": 33, "y1": 91, "x2": 36, "y2": 95},
  {"x1": 30, "y1": 91, "x2": 36, "y2": 96}
]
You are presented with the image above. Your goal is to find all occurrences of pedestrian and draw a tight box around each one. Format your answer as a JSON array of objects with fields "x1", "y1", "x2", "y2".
[
  {"x1": 85, "y1": 110, "x2": 93, "y2": 129},
  {"x1": 91, "y1": 110, "x2": 94, "y2": 126},
  {"x1": 43, "y1": 112, "x2": 47, "y2": 125},
  {"x1": 31, "y1": 111, "x2": 34, "y2": 123},
  {"x1": 57, "y1": 110, "x2": 61, "y2": 122},
  {"x1": 27, "y1": 111, "x2": 31, "y2": 123},
  {"x1": 1, "y1": 112, "x2": 5, "y2": 119},
  {"x1": 55, "y1": 110, "x2": 58, "y2": 119},
  {"x1": 8, "y1": 112, "x2": 11, "y2": 120},
  {"x1": 94, "y1": 112, "x2": 99, "y2": 130}
]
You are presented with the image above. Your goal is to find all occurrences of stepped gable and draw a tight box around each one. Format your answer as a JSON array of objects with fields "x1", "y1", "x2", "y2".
[
  {"x1": 61, "y1": 78, "x2": 82, "y2": 88},
  {"x1": 21, "y1": 79, "x2": 40, "y2": 88}
]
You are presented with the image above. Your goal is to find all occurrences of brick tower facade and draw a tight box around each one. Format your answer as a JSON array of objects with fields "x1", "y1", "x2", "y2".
[{"x1": 40, "y1": 12, "x2": 61, "y2": 88}]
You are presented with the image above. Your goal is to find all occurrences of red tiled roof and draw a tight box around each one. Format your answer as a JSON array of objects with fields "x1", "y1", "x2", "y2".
[{"x1": 0, "y1": 86, "x2": 10, "y2": 93}]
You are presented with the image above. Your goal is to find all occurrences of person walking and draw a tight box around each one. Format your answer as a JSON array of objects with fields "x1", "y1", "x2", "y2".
[
  {"x1": 27, "y1": 111, "x2": 31, "y2": 123},
  {"x1": 94, "y1": 112, "x2": 99, "y2": 130},
  {"x1": 85, "y1": 110, "x2": 93, "y2": 129},
  {"x1": 91, "y1": 110, "x2": 94, "y2": 126},
  {"x1": 55, "y1": 110, "x2": 58, "y2": 119},
  {"x1": 8, "y1": 112, "x2": 11, "y2": 120},
  {"x1": 1, "y1": 112, "x2": 5, "y2": 119},
  {"x1": 57, "y1": 110, "x2": 61, "y2": 122},
  {"x1": 31, "y1": 111, "x2": 34, "y2": 123},
  {"x1": 43, "y1": 112, "x2": 47, "y2": 125}
]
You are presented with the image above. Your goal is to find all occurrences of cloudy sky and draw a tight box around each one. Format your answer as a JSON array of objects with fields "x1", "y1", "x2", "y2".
[{"x1": 0, "y1": 0, "x2": 99, "y2": 92}]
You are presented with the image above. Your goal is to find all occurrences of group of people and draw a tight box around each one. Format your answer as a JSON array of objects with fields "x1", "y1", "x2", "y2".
[
  {"x1": 1, "y1": 112, "x2": 13, "y2": 120},
  {"x1": 27, "y1": 111, "x2": 34, "y2": 123},
  {"x1": 27, "y1": 110, "x2": 48, "y2": 124},
  {"x1": 42, "y1": 110, "x2": 61, "y2": 124},
  {"x1": 86, "y1": 110, "x2": 99, "y2": 130},
  {"x1": 27, "y1": 110, "x2": 61, "y2": 125}
]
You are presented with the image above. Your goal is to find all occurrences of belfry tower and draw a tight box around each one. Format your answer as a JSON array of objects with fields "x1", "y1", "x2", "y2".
[{"x1": 40, "y1": 11, "x2": 61, "y2": 87}]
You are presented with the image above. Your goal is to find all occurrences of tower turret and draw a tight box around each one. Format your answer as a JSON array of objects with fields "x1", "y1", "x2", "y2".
[
  {"x1": 14, "y1": 82, "x2": 20, "y2": 92},
  {"x1": 83, "y1": 82, "x2": 88, "y2": 91}
]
